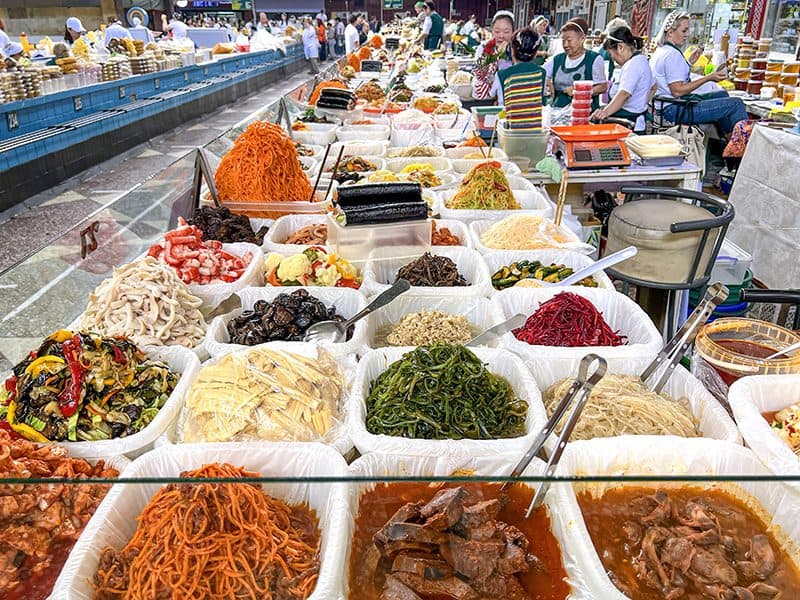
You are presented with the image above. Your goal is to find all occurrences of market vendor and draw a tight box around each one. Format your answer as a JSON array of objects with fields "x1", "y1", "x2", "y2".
[
  {"x1": 104, "y1": 16, "x2": 131, "y2": 46},
  {"x1": 591, "y1": 26, "x2": 655, "y2": 132},
  {"x1": 64, "y1": 17, "x2": 87, "y2": 45},
  {"x1": 414, "y1": 2, "x2": 427, "y2": 28},
  {"x1": 494, "y1": 27, "x2": 545, "y2": 130},
  {"x1": 472, "y1": 11, "x2": 514, "y2": 100},
  {"x1": 543, "y1": 18, "x2": 607, "y2": 110},
  {"x1": 650, "y1": 10, "x2": 747, "y2": 136},
  {"x1": 302, "y1": 16, "x2": 320, "y2": 75},
  {"x1": 1, "y1": 41, "x2": 24, "y2": 66},
  {"x1": 131, "y1": 16, "x2": 156, "y2": 43},
  {"x1": 420, "y1": 1, "x2": 444, "y2": 51},
  {"x1": 165, "y1": 13, "x2": 189, "y2": 41},
  {"x1": 530, "y1": 15, "x2": 549, "y2": 65}
]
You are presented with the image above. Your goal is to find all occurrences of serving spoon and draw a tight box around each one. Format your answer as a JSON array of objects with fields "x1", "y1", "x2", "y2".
[
  {"x1": 303, "y1": 279, "x2": 411, "y2": 343},
  {"x1": 534, "y1": 246, "x2": 638, "y2": 287}
]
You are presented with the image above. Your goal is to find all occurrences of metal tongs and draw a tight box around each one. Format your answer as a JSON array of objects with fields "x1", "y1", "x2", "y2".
[
  {"x1": 501, "y1": 354, "x2": 608, "y2": 517},
  {"x1": 639, "y1": 282, "x2": 729, "y2": 393}
]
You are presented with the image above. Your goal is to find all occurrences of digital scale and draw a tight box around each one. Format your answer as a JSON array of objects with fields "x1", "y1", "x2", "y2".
[{"x1": 551, "y1": 124, "x2": 632, "y2": 170}]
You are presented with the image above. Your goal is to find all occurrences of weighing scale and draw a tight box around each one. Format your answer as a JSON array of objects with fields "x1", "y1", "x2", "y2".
[{"x1": 551, "y1": 124, "x2": 632, "y2": 169}]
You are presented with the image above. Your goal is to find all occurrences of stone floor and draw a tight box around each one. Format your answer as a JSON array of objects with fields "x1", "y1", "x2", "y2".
[{"x1": 0, "y1": 69, "x2": 311, "y2": 274}]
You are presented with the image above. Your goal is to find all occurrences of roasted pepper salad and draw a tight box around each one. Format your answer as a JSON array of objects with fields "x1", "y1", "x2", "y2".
[{"x1": 0, "y1": 330, "x2": 179, "y2": 442}]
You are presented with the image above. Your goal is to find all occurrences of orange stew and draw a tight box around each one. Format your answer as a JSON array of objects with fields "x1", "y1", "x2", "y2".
[
  {"x1": 348, "y1": 482, "x2": 570, "y2": 600},
  {"x1": 578, "y1": 486, "x2": 800, "y2": 599}
]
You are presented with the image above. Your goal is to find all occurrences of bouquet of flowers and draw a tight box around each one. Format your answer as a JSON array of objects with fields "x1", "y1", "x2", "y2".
[{"x1": 472, "y1": 39, "x2": 511, "y2": 99}]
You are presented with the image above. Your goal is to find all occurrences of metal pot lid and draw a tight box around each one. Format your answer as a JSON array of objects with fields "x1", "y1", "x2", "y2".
[{"x1": 610, "y1": 199, "x2": 714, "y2": 234}]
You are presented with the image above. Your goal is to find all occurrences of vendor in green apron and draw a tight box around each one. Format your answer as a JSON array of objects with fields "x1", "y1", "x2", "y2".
[
  {"x1": 530, "y1": 15, "x2": 550, "y2": 66},
  {"x1": 543, "y1": 17, "x2": 607, "y2": 110},
  {"x1": 494, "y1": 28, "x2": 545, "y2": 131},
  {"x1": 421, "y1": 1, "x2": 444, "y2": 51}
]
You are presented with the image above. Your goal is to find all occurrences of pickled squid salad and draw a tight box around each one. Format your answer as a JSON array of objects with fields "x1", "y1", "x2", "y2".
[{"x1": 0, "y1": 330, "x2": 179, "y2": 442}]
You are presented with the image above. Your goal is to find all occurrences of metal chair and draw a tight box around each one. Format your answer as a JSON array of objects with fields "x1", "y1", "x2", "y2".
[{"x1": 604, "y1": 185, "x2": 735, "y2": 339}]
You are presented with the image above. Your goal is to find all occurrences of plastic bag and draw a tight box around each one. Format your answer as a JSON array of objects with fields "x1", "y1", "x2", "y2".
[
  {"x1": 262, "y1": 214, "x2": 328, "y2": 254},
  {"x1": 52, "y1": 442, "x2": 349, "y2": 600},
  {"x1": 347, "y1": 345, "x2": 546, "y2": 457},
  {"x1": 470, "y1": 217, "x2": 594, "y2": 254},
  {"x1": 391, "y1": 123, "x2": 436, "y2": 148},
  {"x1": 361, "y1": 246, "x2": 493, "y2": 298},
  {"x1": 363, "y1": 293, "x2": 502, "y2": 350},
  {"x1": 186, "y1": 242, "x2": 264, "y2": 310},
  {"x1": 528, "y1": 355, "x2": 740, "y2": 444},
  {"x1": 553, "y1": 437, "x2": 800, "y2": 599},
  {"x1": 549, "y1": 104, "x2": 573, "y2": 127},
  {"x1": 481, "y1": 249, "x2": 614, "y2": 289},
  {"x1": 431, "y1": 218, "x2": 473, "y2": 248},
  {"x1": 437, "y1": 184, "x2": 555, "y2": 222},
  {"x1": 177, "y1": 343, "x2": 354, "y2": 455},
  {"x1": 204, "y1": 285, "x2": 368, "y2": 360},
  {"x1": 729, "y1": 374, "x2": 800, "y2": 481},
  {"x1": 491, "y1": 287, "x2": 663, "y2": 364},
  {"x1": 344, "y1": 452, "x2": 583, "y2": 599}
]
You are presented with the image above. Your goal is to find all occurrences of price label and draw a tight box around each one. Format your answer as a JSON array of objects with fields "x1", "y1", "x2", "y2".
[
  {"x1": 361, "y1": 60, "x2": 383, "y2": 72},
  {"x1": 484, "y1": 114, "x2": 498, "y2": 128}
]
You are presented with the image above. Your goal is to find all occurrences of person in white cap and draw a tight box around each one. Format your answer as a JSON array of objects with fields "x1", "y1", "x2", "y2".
[
  {"x1": 65, "y1": 17, "x2": 87, "y2": 44},
  {"x1": 104, "y1": 16, "x2": 131, "y2": 45},
  {"x1": 1, "y1": 41, "x2": 24, "y2": 64}
]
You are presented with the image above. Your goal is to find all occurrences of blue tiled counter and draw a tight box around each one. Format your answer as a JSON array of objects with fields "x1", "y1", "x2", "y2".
[{"x1": 0, "y1": 43, "x2": 305, "y2": 209}]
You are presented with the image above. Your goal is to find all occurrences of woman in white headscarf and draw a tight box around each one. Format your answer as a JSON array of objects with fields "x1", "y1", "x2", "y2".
[{"x1": 649, "y1": 10, "x2": 747, "y2": 135}]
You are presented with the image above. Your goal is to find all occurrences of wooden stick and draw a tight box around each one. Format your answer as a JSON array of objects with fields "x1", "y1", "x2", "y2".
[
  {"x1": 554, "y1": 168, "x2": 569, "y2": 226},
  {"x1": 323, "y1": 146, "x2": 345, "y2": 203},
  {"x1": 488, "y1": 119, "x2": 498, "y2": 159},
  {"x1": 472, "y1": 131, "x2": 487, "y2": 159},
  {"x1": 310, "y1": 143, "x2": 332, "y2": 201}
]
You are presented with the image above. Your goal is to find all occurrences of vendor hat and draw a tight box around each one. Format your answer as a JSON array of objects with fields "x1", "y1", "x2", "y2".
[{"x1": 66, "y1": 17, "x2": 86, "y2": 32}]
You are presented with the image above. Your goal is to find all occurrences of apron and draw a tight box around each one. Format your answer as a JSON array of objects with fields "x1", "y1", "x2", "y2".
[
  {"x1": 551, "y1": 50, "x2": 601, "y2": 110},
  {"x1": 425, "y1": 12, "x2": 444, "y2": 50}
]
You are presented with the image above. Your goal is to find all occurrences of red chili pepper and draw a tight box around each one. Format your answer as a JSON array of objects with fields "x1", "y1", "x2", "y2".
[
  {"x1": 58, "y1": 335, "x2": 85, "y2": 417},
  {"x1": 3, "y1": 376, "x2": 17, "y2": 404},
  {"x1": 111, "y1": 345, "x2": 127, "y2": 365},
  {"x1": 335, "y1": 278, "x2": 361, "y2": 289}
]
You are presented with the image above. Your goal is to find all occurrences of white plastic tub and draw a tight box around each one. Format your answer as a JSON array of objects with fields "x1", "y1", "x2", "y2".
[
  {"x1": 347, "y1": 346, "x2": 546, "y2": 456},
  {"x1": 385, "y1": 156, "x2": 454, "y2": 173},
  {"x1": 470, "y1": 218, "x2": 593, "y2": 254},
  {"x1": 53, "y1": 442, "x2": 349, "y2": 600},
  {"x1": 482, "y1": 249, "x2": 614, "y2": 289},
  {"x1": 554, "y1": 437, "x2": 800, "y2": 599},
  {"x1": 491, "y1": 287, "x2": 663, "y2": 364},
  {"x1": 186, "y1": 241, "x2": 265, "y2": 310},
  {"x1": 362, "y1": 246, "x2": 492, "y2": 298},
  {"x1": 263, "y1": 214, "x2": 329, "y2": 254},
  {"x1": 291, "y1": 122, "x2": 337, "y2": 145},
  {"x1": 445, "y1": 146, "x2": 509, "y2": 161},
  {"x1": 451, "y1": 158, "x2": 521, "y2": 175},
  {"x1": 204, "y1": 285, "x2": 368, "y2": 360},
  {"x1": 438, "y1": 185, "x2": 556, "y2": 222},
  {"x1": 363, "y1": 293, "x2": 501, "y2": 349},
  {"x1": 330, "y1": 140, "x2": 390, "y2": 157},
  {"x1": 336, "y1": 125, "x2": 391, "y2": 141},
  {"x1": 431, "y1": 218, "x2": 472, "y2": 247}
]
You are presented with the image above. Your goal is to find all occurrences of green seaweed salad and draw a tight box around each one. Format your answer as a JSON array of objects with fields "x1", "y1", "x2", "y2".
[{"x1": 365, "y1": 342, "x2": 528, "y2": 440}]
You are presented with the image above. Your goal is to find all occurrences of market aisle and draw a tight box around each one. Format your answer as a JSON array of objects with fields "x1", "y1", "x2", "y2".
[{"x1": 0, "y1": 70, "x2": 312, "y2": 273}]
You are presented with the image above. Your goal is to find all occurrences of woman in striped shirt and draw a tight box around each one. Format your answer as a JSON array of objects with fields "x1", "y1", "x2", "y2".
[{"x1": 494, "y1": 28, "x2": 546, "y2": 131}]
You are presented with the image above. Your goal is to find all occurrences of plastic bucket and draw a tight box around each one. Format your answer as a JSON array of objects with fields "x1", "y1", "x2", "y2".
[{"x1": 498, "y1": 126, "x2": 548, "y2": 165}]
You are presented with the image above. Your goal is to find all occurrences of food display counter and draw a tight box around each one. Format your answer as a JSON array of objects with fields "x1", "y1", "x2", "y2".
[{"x1": 1, "y1": 44, "x2": 800, "y2": 600}]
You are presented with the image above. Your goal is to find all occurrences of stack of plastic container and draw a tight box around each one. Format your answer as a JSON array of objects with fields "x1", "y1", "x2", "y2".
[{"x1": 571, "y1": 80, "x2": 592, "y2": 125}]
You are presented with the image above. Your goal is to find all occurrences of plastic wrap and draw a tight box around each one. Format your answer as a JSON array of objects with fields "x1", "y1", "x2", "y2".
[
  {"x1": 185, "y1": 242, "x2": 264, "y2": 310},
  {"x1": 40, "y1": 345, "x2": 199, "y2": 459},
  {"x1": 262, "y1": 214, "x2": 329, "y2": 254},
  {"x1": 176, "y1": 343, "x2": 354, "y2": 455},
  {"x1": 343, "y1": 452, "x2": 581, "y2": 599},
  {"x1": 481, "y1": 249, "x2": 614, "y2": 290},
  {"x1": 391, "y1": 122, "x2": 436, "y2": 148},
  {"x1": 451, "y1": 158, "x2": 522, "y2": 175},
  {"x1": 437, "y1": 183, "x2": 555, "y2": 222},
  {"x1": 529, "y1": 355, "x2": 740, "y2": 443},
  {"x1": 52, "y1": 442, "x2": 349, "y2": 600},
  {"x1": 384, "y1": 156, "x2": 454, "y2": 173},
  {"x1": 336, "y1": 125, "x2": 391, "y2": 141},
  {"x1": 553, "y1": 437, "x2": 800, "y2": 599},
  {"x1": 347, "y1": 345, "x2": 546, "y2": 456},
  {"x1": 363, "y1": 293, "x2": 502, "y2": 350},
  {"x1": 729, "y1": 374, "x2": 800, "y2": 480},
  {"x1": 362, "y1": 246, "x2": 493, "y2": 298},
  {"x1": 204, "y1": 286, "x2": 368, "y2": 360},
  {"x1": 330, "y1": 140, "x2": 390, "y2": 156},
  {"x1": 470, "y1": 218, "x2": 594, "y2": 254},
  {"x1": 491, "y1": 287, "x2": 663, "y2": 364}
]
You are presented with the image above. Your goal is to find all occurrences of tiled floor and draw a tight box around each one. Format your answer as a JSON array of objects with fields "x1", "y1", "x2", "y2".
[{"x1": 0, "y1": 70, "x2": 311, "y2": 274}]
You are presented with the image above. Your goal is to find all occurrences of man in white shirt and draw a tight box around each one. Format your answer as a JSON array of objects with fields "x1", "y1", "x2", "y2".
[
  {"x1": 344, "y1": 14, "x2": 360, "y2": 55},
  {"x1": 315, "y1": 9, "x2": 327, "y2": 22},
  {"x1": 335, "y1": 17, "x2": 345, "y2": 55},
  {"x1": 167, "y1": 14, "x2": 189, "y2": 40},
  {"x1": 104, "y1": 16, "x2": 131, "y2": 45}
]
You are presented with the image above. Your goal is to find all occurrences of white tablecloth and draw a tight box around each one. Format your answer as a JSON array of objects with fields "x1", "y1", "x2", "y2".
[{"x1": 726, "y1": 124, "x2": 800, "y2": 289}]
